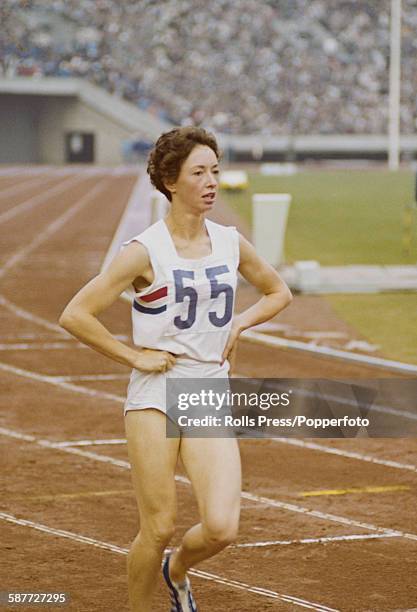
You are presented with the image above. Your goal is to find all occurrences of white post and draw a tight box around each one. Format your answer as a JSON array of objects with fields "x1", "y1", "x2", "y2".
[
  {"x1": 252, "y1": 193, "x2": 292, "y2": 266},
  {"x1": 388, "y1": 0, "x2": 402, "y2": 171}
]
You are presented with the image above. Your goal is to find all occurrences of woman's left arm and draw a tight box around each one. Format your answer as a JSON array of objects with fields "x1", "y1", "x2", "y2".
[{"x1": 221, "y1": 233, "x2": 293, "y2": 366}]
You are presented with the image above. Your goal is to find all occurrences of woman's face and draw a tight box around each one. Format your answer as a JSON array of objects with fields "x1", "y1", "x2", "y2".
[{"x1": 168, "y1": 144, "x2": 219, "y2": 212}]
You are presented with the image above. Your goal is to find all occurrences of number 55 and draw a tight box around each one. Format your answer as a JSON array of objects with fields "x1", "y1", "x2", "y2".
[{"x1": 173, "y1": 265, "x2": 233, "y2": 330}]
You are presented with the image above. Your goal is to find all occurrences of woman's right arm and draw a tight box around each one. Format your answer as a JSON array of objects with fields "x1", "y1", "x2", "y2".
[{"x1": 59, "y1": 241, "x2": 176, "y2": 373}]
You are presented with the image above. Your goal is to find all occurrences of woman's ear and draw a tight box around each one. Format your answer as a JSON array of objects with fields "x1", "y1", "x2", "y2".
[{"x1": 164, "y1": 181, "x2": 176, "y2": 195}]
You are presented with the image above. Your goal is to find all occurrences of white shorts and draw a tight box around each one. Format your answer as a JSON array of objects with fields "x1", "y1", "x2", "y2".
[{"x1": 124, "y1": 357, "x2": 230, "y2": 416}]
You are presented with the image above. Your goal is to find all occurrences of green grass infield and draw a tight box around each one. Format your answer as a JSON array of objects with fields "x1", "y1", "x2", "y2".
[
  {"x1": 221, "y1": 168, "x2": 417, "y2": 365},
  {"x1": 221, "y1": 168, "x2": 416, "y2": 265}
]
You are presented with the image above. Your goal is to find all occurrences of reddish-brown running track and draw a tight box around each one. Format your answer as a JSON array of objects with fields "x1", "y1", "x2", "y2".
[{"x1": 0, "y1": 168, "x2": 416, "y2": 612}]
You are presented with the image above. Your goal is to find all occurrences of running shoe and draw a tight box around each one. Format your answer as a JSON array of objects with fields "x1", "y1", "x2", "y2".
[{"x1": 162, "y1": 553, "x2": 198, "y2": 612}]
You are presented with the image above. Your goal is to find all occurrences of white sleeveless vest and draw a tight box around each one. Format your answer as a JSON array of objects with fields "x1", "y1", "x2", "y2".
[{"x1": 122, "y1": 219, "x2": 240, "y2": 363}]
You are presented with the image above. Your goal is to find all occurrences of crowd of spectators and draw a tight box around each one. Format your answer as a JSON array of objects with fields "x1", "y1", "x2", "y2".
[{"x1": 1, "y1": 0, "x2": 417, "y2": 135}]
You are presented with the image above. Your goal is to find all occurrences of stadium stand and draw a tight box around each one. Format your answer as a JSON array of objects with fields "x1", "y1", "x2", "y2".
[{"x1": 1, "y1": 0, "x2": 417, "y2": 135}]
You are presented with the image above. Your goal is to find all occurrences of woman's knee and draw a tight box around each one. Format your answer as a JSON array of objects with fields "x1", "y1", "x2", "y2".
[
  {"x1": 202, "y1": 515, "x2": 239, "y2": 549},
  {"x1": 133, "y1": 512, "x2": 176, "y2": 550},
  {"x1": 147, "y1": 513, "x2": 176, "y2": 547}
]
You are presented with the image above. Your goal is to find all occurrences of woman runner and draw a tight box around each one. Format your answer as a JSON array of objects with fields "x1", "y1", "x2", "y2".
[{"x1": 59, "y1": 126, "x2": 292, "y2": 612}]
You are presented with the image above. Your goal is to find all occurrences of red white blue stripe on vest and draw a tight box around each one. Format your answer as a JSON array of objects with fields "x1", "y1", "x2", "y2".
[{"x1": 133, "y1": 286, "x2": 168, "y2": 314}]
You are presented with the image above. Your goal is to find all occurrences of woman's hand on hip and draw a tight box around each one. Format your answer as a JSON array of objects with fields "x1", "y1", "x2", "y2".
[
  {"x1": 221, "y1": 317, "x2": 244, "y2": 370},
  {"x1": 133, "y1": 349, "x2": 177, "y2": 373}
]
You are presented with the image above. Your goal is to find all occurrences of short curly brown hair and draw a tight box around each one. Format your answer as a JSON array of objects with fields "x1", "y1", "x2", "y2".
[{"x1": 147, "y1": 126, "x2": 220, "y2": 202}]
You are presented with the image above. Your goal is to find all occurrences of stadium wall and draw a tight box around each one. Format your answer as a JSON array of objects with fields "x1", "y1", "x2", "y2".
[
  {"x1": 0, "y1": 78, "x2": 171, "y2": 165},
  {"x1": 0, "y1": 93, "x2": 131, "y2": 164},
  {"x1": 0, "y1": 95, "x2": 40, "y2": 163},
  {"x1": 36, "y1": 96, "x2": 132, "y2": 165}
]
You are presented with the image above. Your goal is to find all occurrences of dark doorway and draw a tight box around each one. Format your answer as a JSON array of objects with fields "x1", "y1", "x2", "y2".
[{"x1": 65, "y1": 132, "x2": 95, "y2": 163}]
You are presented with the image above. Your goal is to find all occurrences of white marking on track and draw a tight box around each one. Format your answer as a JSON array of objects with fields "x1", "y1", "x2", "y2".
[
  {"x1": 0, "y1": 176, "x2": 53, "y2": 200},
  {"x1": 0, "y1": 167, "x2": 110, "y2": 177},
  {"x1": 0, "y1": 342, "x2": 88, "y2": 351},
  {"x1": 54, "y1": 439, "x2": 127, "y2": 447},
  {"x1": 0, "y1": 174, "x2": 83, "y2": 225},
  {"x1": 0, "y1": 511, "x2": 339, "y2": 611},
  {"x1": 0, "y1": 511, "x2": 127, "y2": 554},
  {"x1": 0, "y1": 167, "x2": 54, "y2": 176},
  {"x1": 231, "y1": 532, "x2": 399, "y2": 548},
  {"x1": 240, "y1": 329, "x2": 417, "y2": 374},
  {"x1": 272, "y1": 438, "x2": 417, "y2": 474},
  {"x1": 302, "y1": 331, "x2": 348, "y2": 340},
  {"x1": 0, "y1": 333, "x2": 63, "y2": 340},
  {"x1": 53, "y1": 373, "x2": 130, "y2": 382},
  {"x1": 2, "y1": 358, "x2": 417, "y2": 476},
  {"x1": 0, "y1": 298, "x2": 131, "y2": 339},
  {"x1": 236, "y1": 489, "x2": 415, "y2": 541},
  {"x1": 0, "y1": 361, "x2": 125, "y2": 403},
  {"x1": 1, "y1": 426, "x2": 416, "y2": 542},
  {"x1": 0, "y1": 428, "x2": 37, "y2": 442},
  {"x1": 343, "y1": 340, "x2": 380, "y2": 352},
  {"x1": 0, "y1": 294, "x2": 64, "y2": 333},
  {"x1": 233, "y1": 373, "x2": 417, "y2": 423},
  {"x1": 0, "y1": 179, "x2": 108, "y2": 279},
  {"x1": 40, "y1": 440, "x2": 131, "y2": 469},
  {"x1": 285, "y1": 385, "x2": 417, "y2": 422}
]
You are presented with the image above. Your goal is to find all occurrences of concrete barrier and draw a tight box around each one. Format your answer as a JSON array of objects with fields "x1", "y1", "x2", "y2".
[
  {"x1": 252, "y1": 193, "x2": 292, "y2": 266},
  {"x1": 294, "y1": 260, "x2": 321, "y2": 290}
]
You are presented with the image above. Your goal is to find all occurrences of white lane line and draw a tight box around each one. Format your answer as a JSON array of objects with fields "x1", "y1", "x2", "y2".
[
  {"x1": 231, "y1": 532, "x2": 399, "y2": 549},
  {"x1": 0, "y1": 361, "x2": 125, "y2": 403},
  {"x1": 0, "y1": 336, "x2": 130, "y2": 356},
  {"x1": 2, "y1": 358, "x2": 417, "y2": 478},
  {"x1": 0, "y1": 294, "x2": 65, "y2": 333},
  {"x1": 54, "y1": 439, "x2": 127, "y2": 447},
  {"x1": 0, "y1": 176, "x2": 53, "y2": 200},
  {"x1": 1, "y1": 426, "x2": 416, "y2": 543},
  {"x1": 0, "y1": 328, "x2": 417, "y2": 472},
  {"x1": 222, "y1": 371, "x2": 417, "y2": 427},
  {"x1": 39, "y1": 440, "x2": 132, "y2": 469},
  {"x1": 4, "y1": 355, "x2": 417, "y2": 473},
  {"x1": 272, "y1": 438, "x2": 417, "y2": 474},
  {"x1": 0, "y1": 179, "x2": 108, "y2": 279},
  {"x1": 240, "y1": 329, "x2": 417, "y2": 374},
  {"x1": 0, "y1": 511, "x2": 127, "y2": 554},
  {"x1": 0, "y1": 342, "x2": 89, "y2": 351},
  {"x1": 294, "y1": 384, "x2": 417, "y2": 423},
  {"x1": 0, "y1": 292, "x2": 128, "y2": 339},
  {"x1": 0, "y1": 429, "x2": 131, "y2": 469},
  {"x1": 236, "y1": 489, "x2": 415, "y2": 540},
  {"x1": 189, "y1": 567, "x2": 339, "y2": 611},
  {"x1": 0, "y1": 333, "x2": 63, "y2": 340},
  {"x1": 0, "y1": 174, "x2": 82, "y2": 225},
  {"x1": 53, "y1": 374, "x2": 130, "y2": 382},
  {"x1": 0, "y1": 428, "x2": 37, "y2": 442},
  {"x1": 315, "y1": 389, "x2": 417, "y2": 423},
  {"x1": 0, "y1": 167, "x2": 54, "y2": 177},
  {"x1": 19, "y1": 431, "x2": 417, "y2": 476},
  {"x1": 0, "y1": 511, "x2": 339, "y2": 611},
  {"x1": 234, "y1": 376, "x2": 417, "y2": 423}
]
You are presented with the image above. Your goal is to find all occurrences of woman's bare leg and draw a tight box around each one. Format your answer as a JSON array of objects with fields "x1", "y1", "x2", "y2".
[
  {"x1": 168, "y1": 437, "x2": 241, "y2": 583},
  {"x1": 125, "y1": 409, "x2": 181, "y2": 612}
]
